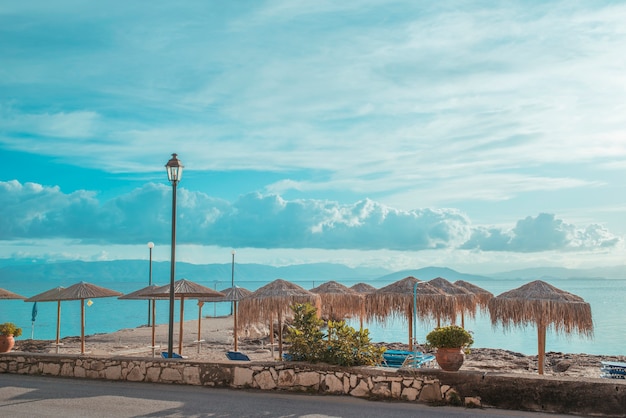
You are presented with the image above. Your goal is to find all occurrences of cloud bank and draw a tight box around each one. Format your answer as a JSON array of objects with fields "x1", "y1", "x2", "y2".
[{"x1": 0, "y1": 180, "x2": 619, "y2": 253}]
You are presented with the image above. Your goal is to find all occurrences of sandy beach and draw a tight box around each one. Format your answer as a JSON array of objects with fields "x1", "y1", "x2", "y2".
[{"x1": 14, "y1": 315, "x2": 625, "y2": 379}]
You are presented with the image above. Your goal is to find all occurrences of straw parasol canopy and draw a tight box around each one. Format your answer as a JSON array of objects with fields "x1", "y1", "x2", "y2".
[
  {"x1": 119, "y1": 284, "x2": 166, "y2": 355},
  {"x1": 24, "y1": 286, "x2": 65, "y2": 348},
  {"x1": 145, "y1": 279, "x2": 224, "y2": 355},
  {"x1": 46, "y1": 282, "x2": 123, "y2": 354},
  {"x1": 350, "y1": 283, "x2": 376, "y2": 293},
  {"x1": 199, "y1": 286, "x2": 252, "y2": 352},
  {"x1": 488, "y1": 280, "x2": 593, "y2": 375},
  {"x1": 310, "y1": 281, "x2": 364, "y2": 321},
  {"x1": 239, "y1": 279, "x2": 321, "y2": 358},
  {"x1": 453, "y1": 280, "x2": 493, "y2": 312},
  {"x1": 1, "y1": 288, "x2": 26, "y2": 299},
  {"x1": 365, "y1": 276, "x2": 449, "y2": 350},
  {"x1": 427, "y1": 277, "x2": 477, "y2": 326}
]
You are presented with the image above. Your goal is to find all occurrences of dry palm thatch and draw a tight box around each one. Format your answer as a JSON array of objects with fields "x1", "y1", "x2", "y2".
[
  {"x1": 199, "y1": 286, "x2": 252, "y2": 352},
  {"x1": 239, "y1": 279, "x2": 321, "y2": 358},
  {"x1": 453, "y1": 280, "x2": 494, "y2": 328},
  {"x1": 454, "y1": 280, "x2": 493, "y2": 311},
  {"x1": 25, "y1": 286, "x2": 65, "y2": 348},
  {"x1": 145, "y1": 279, "x2": 225, "y2": 355},
  {"x1": 310, "y1": 281, "x2": 364, "y2": 321},
  {"x1": 0, "y1": 288, "x2": 26, "y2": 299},
  {"x1": 488, "y1": 280, "x2": 593, "y2": 375},
  {"x1": 53, "y1": 282, "x2": 123, "y2": 354},
  {"x1": 365, "y1": 276, "x2": 449, "y2": 350},
  {"x1": 427, "y1": 277, "x2": 477, "y2": 326},
  {"x1": 350, "y1": 283, "x2": 376, "y2": 293}
]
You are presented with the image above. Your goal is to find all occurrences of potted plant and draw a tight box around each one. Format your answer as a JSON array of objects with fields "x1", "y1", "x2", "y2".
[
  {"x1": 426, "y1": 325, "x2": 474, "y2": 371},
  {"x1": 0, "y1": 322, "x2": 22, "y2": 353}
]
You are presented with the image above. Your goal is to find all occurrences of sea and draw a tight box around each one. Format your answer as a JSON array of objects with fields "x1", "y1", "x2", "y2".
[{"x1": 2, "y1": 277, "x2": 624, "y2": 356}]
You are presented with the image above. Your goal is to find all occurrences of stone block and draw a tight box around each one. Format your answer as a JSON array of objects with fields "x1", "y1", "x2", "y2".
[
  {"x1": 255, "y1": 370, "x2": 277, "y2": 390},
  {"x1": 42, "y1": 363, "x2": 61, "y2": 376},
  {"x1": 295, "y1": 371, "x2": 319, "y2": 388},
  {"x1": 105, "y1": 365, "x2": 122, "y2": 380},
  {"x1": 418, "y1": 382, "x2": 442, "y2": 402},
  {"x1": 324, "y1": 374, "x2": 343, "y2": 394},
  {"x1": 350, "y1": 380, "x2": 370, "y2": 398},
  {"x1": 401, "y1": 387, "x2": 419, "y2": 401},
  {"x1": 465, "y1": 396, "x2": 482, "y2": 407},
  {"x1": 232, "y1": 367, "x2": 254, "y2": 387},
  {"x1": 183, "y1": 366, "x2": 201, "y2": 385},
  {"x1": 391, "y1": 381, "x2": 402, "y2": 398},
  {"x1": 160, "y1": 367, "x2": 182, "y2": 383},
  {"x1": 74, "y1": 366, "x2": 86, "y2": 378},
  {"x1": 145, "y1": 367, "x2": 161, "y2": 382},
  {"x1": 372, "y1": 382, "x2": 391, "y2": 397},
  {"x1": 277, "y1": 369, "x2": 295, "y2": 387},
  {"x1": 127, "y1": 366, "x2": 144, "y2": 382}
]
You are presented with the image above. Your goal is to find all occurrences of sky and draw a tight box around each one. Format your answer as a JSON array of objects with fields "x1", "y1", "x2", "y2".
[{"x1": 1, "y1": 1, "x2": 625, "y2": 274}]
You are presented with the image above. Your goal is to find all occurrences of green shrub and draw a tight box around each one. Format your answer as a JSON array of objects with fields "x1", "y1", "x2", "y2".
[
  {"x1": 0, "y1": 322, "x2": 22, "y2": 337},
  {"x1": 286, "y1": 303, "x2": 384, "y2": 366},
  {"x1": 425, "y1": 325, "x2": 473, "y2": 349}
]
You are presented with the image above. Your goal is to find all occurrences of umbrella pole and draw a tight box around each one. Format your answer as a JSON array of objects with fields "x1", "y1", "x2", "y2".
[
  {"x1": 461, "y1": 312, "x2": 465, "y2": 329},
  {"x1": 197, "y1": 302, "x2": 203, "y2": 354},
  {"x1": 56, "y1": 301, "x2": 61, "y2": 347},
  {"x1": 269, "y1": 315, "x2": 274, "y2": 358},
  {"x1": 179, "y1": 297, "x2": 185, "y2": 355},
  {"x1": 278, "y1": 311, "x2": 283, "y2": 360},
  {"x1": 233, "y1": 300, "x2": 238, "y2": 352},
  {"x1": 80, "y1": 299, "x2": 85, "y2": 354},
  {"x1": 408, "y1": 305, "x2": 413, "y2": 351},
  {"x1": 538, "y1": 323, "x2": 546, "y2": 375},
  {"x1": 151, "y1": 300, "x2": 157, "y2": 357}
]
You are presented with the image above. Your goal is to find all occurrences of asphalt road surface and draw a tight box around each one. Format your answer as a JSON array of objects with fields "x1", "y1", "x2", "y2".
[{"x1": 0, "y1": 374, "x2": 573, "y2": 417}]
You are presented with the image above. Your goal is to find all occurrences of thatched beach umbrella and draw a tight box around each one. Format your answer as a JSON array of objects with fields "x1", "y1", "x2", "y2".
[
  {"x1": 200, "y1": 286, "x2": 252, "y2": 351},
  {"x1": 1, "y1": 288, "x2": 26, "y2": 300},
  {"x1": 310, "y1": 281, "x2": 363, "y2": 321},
  {"x1": 350, "y1": 283, "x2": 376, "y2": 293},
  {"x1": 119, "y1": 284, "x2": 166, "y2": 356},
  {"x1": 54, "y1": 282, "x2": 123, "y2": 354},
  {"x1": 488, "y1": 280, "x2": 593, "y2": 375},
  {"x1": 365, "y1": 276, "x2": 449, "y2": 350},
  {"x1": 427, "y1": 277, "x2": 476, "y2": 327},
  {"x1": 146, "y1": 279, "x2": 224, "y2": 355},
  {"x1": 454, "y1": 280, "x2": 493, "y2": 328},
  {"x1": 239, "y1": 279, "x2": 321, "y2": 358},
  {"x1": 24, "y1": 286, "x2": 65, "y2": 350}
]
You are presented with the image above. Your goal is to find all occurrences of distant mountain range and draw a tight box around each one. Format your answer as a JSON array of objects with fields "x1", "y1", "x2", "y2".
[{"x1": 1, "y1": 259, "x2": 624, "y2": 290}]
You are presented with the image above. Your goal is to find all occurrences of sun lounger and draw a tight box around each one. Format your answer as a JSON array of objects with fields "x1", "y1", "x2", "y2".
[
  {"x1": 402, "y1": 353, "x2": 436, "y2": 369},
  {"x1": 161, "y1": 351, "x2": 184, "y2": 359},
  {"x1": 600, "y1": 361, "x2": 626, "y2": 379},
  {"x1": 382, "y1": 349, "x2": 412, "y2": 367},
  {"x1": 226, "y1": 351, "x2": 250, "y2": 361}
]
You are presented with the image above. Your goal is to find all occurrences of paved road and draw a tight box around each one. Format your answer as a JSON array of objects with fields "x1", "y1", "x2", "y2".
[{"x1": 0, "y1": 374, "x2": 572, "y2": 417}]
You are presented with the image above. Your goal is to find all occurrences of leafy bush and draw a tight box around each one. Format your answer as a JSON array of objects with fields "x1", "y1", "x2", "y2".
[
  {"x1": 425, "y1": 325, "x2": 473, "y2": 349},
  {"x1": 286, "y1": 303, "x2": 384, "y2": 366},
  {"x1": 0, "y1": 322, "x2": 22, "y2": 337}
]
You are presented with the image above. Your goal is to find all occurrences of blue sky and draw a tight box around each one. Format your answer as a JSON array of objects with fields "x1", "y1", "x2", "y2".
[{"x1": 1, "y1": 1, "x2": 625, "y2": 273}]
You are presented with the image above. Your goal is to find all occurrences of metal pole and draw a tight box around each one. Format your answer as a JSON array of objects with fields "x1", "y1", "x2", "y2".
[
  {"x1": 230, "y1": 250, "x2": 235, "y2": 315},
  {"x1": 148, "y1": 244, "x2": 153, "y2": 326},
  {"x1": 167, "y1": 180, "x2": 177, "y2": 358}
]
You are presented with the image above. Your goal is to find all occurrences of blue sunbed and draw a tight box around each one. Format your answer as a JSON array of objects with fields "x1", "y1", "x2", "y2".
[{"x1": 226, "y1": 351, "x2": 251, "y2": 361}]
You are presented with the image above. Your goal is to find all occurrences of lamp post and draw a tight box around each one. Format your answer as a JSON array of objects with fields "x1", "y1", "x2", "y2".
[
  {"x1": 230, "y1": 249, "x2": 236, "y2": 315},
  {"x1": 165, "y1": 153, "x2": 183, "y2": 358},
  {"x1": 147, "y1": 242, "x2": 154, "y2": 326}
]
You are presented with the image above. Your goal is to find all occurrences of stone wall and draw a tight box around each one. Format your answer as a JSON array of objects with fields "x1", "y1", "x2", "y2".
[
  {"x1": 2, "y1": 352, "x2": 625, "y2": 417},
  {"x1": 0, "y1": 352, "x2": 445, "y2": 403}
]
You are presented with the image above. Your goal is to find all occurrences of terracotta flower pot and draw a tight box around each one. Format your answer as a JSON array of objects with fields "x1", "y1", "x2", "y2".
[
  {"x1": 435, "y1": 347, "x2": 464, "y2": 371},
  {"x1": 0, "y1": 335, "x2": 15, "y2": 353}
]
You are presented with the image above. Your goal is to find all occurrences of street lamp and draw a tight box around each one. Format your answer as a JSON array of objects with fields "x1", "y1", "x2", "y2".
[
  {"x1": 165, "y1": 153, "x2": 183, "y2": 358},
  {"x1": 230, "y1": 249, "x2": 236, "y2": 315},
  {"x1": 147, "y1": 242, "x2": 154, "y2": 326}
]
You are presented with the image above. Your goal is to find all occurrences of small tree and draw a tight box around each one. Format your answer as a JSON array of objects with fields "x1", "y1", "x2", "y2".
[{"x1": 286, "y1": 303, "x2": 384, "y2": 366}]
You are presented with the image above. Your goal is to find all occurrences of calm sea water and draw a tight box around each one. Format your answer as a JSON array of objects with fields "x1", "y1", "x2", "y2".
[{"x1": 2, "y1": 277, "x2": 624, "y2": 356}]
